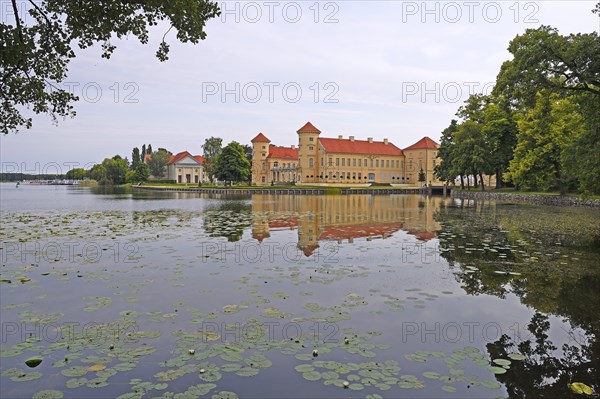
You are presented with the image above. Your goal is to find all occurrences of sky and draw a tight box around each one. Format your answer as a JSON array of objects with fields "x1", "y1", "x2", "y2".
[{"x1": 1, "y1": 0, "x2": 598, "y2": 174}]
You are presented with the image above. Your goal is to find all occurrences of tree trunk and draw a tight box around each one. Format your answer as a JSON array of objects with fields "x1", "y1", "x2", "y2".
[
  {"x1": 460, "y1": 175, "x2": 464, "y2": 190},
  {"x1": 479, "y1": 172, "x2": 485, "y2": 191},
  {"x1": 496, "y1": 168, "x2": 503, "y2": 189}
]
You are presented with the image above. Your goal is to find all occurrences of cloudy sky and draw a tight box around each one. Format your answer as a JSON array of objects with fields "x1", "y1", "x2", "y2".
[{"x1": 1, "y1": 0, "x2": 598, "y2": 173}]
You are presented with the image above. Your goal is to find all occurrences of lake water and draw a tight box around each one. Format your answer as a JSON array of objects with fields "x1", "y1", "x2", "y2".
[{"x1": 1, "y1": 183, "x2": 599, "y2": 398}]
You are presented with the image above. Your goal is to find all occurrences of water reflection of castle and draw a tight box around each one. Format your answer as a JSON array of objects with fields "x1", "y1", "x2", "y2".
[{"x1": 251, "y1": 195, "x2": 444, "y2": 256}]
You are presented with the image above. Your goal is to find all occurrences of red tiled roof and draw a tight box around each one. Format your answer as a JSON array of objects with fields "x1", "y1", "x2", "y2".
[
  {"x1": 319, "y1": 138, "x2": 404, "y2": 156},
  {"x1": 405, "y1": 229, "x2": 437, "y2": 241},
  {"x1": 144, "y1": 154, "x2": 152, "y2": 161},
  {"x1": 404, "y1": 136, "x2": 439, "y2": 151},
  {"x1": 193, "y1": 155, "x2": 205, "y2": 164},
  {"x1": 167, "y1": 151, "x2": 203, "y2": 165},
  {"x1": 297, "y1": 122, "x2": 321, "y2": 134},
  {"x1": 320, "y1": 223, "x2": 403, "y2": 240},
  {"x1": 267, "y1": 146, "x2": 298, "y2": 160},
  {"x1": 251, "y1": 132, "x2": 271, "y2": 143},
  {"x1": 298, "y1": 243, "x2": 319, "y2": 257},
  {"x1": 268, "y1": 217, "x2": 298, "y2": 229},
  {"x1": 252, "y1": 231, "x2": 270, "y2": 242}
]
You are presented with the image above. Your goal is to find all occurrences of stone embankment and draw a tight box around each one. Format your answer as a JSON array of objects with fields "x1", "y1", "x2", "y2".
[{"x1": 451, "y1": 190, "x2": 600, "y2": 208}]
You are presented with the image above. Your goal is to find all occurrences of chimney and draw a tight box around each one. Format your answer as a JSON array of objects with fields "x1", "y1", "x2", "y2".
[
  {"x1": 338, "y1": 135, "x2": 343, "y2": 140},
  {"x1": 291, "y1": 145, "x2": 295, "y2": 149},
  {"x1": 384, "y1": 138, "x2": 388, "y2": 145},
  {"x1": 349, "y1": 136, "x2": 355, "y2": 142},
  {"x1": 368, "y1": 137, "x2": 373, "y2": 143}
]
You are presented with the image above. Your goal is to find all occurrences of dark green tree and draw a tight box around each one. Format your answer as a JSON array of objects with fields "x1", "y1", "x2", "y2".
[
  {"x1": 1, "y1": 0, "x2": 221, "y2": 134},
  {"x1": 135, "y1": 162, "x2": 150, "y2": 182},
  {"x1": 202, "y1": 136, "x2": 223, "y2": 183},
  {"x1": 214, "y1": 141, "x2": 251, "y2": 185},
  {"x1": 90, "y1": 164, "x2": 107, "y2": 184},
  {"x1": 147, "y1": 144, "x2": 153, "y2": 154},
  {"x1": 131, "y1": 147, "x2": 141, "y2": 170},
  {"x1": 101, "y1": 156, "x2": 129, "y2": 185},
  {"x1": 434, "y1": 120, "x2": 460, "y2": 186},
  {"x1": 141, "y1": 144, "x2": 147, "y2": 159},
  {"x1": 493, "y1": 25, "x2": 600, "y2": 109},
  {"x1": 241, "y1": 144, "x2": 253, "y2": 167},
  {"x1": 147, "y1": 149, "x2": 170, "y2": 178},
  {"x1": 418, "y1": 168, "x2": 426, "y2": 185},
  {"x1": 65, "y1": 168, "x2": 87, "y2": 180}
]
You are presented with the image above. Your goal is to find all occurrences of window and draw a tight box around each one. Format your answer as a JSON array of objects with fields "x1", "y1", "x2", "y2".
[
  {"x1": 321, "y1": 158, "x2": 324, "y2": 166},
  {"x1": 396, "y1": 160, "x2": 399, "y2": 168},
  {"x1": 309, "y1": 158, "x2": 314, "y2": 167},
  {"x1": 309, "y1": 137, "x2": 314, "y2": 141},
  {"x1": 336, "y1": 158, "x2": 340, "y2": 166},
  {"x1": 419, "y1": 160, "x2": 422, "y2": 169},
  {"x1": 262, "y1": 162, "x2": 265, "y2": 170},
  {"x1": 358, "y1": 159, "x2": 362, "y2": 167},
  {"x1": 358, "y1": 172, "x2": 361, "y2": 180},
  {"x1": 274, "y1": 161, "x2": 279, "y2": 168},
  {"x1": 262, "y1": 145, "x2": 266, "y2": 150},
  {"x1": 376, "y1": 160, "x2": 379, "y2": 168},
  {"x1": 328, "y1": 158, "x2": 332, "y2": 166},
  {"x1": 353, "y1": 159, "x2": 356, "y2": 167},
  {"x1": 328, "y1": 172, "x2": 332, "y2": 179},
  {"x1": 347, "y1": 158, "x2": 350, "y2": 166},
  {"x1": 370, "y1": 159, "x2": 373, "y2": 168},
  {"x1": 342, "y1": 158, "x2": 345, "y2": 166},
  {"x1": 309, "y1": 145, "x2": 314, "y2": 151},
  {"x1": 341, "y1": 172, "x2": 345, "y2": 179},
  {"x1": 353, "y1": 172, "x2": 356, "y2": 179},
  {"x1": 262, "y1": 176, "x2": 265, "y2": 183},
  {"x1": 386, "y1": 160, "x2": 390, "y2": 168}
]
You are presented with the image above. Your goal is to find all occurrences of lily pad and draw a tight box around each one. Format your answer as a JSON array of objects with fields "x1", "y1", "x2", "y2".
[
  {"x1": 32, "y1": 390, "x2": 64, "y2": 399},
  {"x1": 570, "y1": 382, "x2": 593, "y2": 395},
  {"x1": 25, "y1": 356, "x2": 43, "y2": 368}
]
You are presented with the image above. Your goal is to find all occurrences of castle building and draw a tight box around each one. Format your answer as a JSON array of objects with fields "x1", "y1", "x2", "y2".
[{"x1": 251, "y1": 122, "x2": 440, "y2": 186}]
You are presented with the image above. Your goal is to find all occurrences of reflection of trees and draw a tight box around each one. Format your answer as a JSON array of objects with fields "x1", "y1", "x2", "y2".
[
  {"x1": 486, "y1": 313, "x2": 599, "y2": 398},
  {"x1": 434, "y1": 199, "x2": 600, "y2": 398},
  {"x1": 203, "y1": 201, "x2": 253, "y2": 242}
]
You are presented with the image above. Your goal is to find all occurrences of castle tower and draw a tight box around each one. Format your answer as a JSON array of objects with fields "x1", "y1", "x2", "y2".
[
  {"x1": 297, "y1": 122, "x2": 321, "y2": 184},
  {"x1": 251, "y1": 132, "x2": 271, "y2": 185}
]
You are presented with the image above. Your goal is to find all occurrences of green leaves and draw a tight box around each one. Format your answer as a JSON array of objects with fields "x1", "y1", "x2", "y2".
[
  {"x1": 214, "y1": 141, "x2": 252, "y2": 185},
  {"x1": 2, "y1": 0, "x2": 221, "y2": 134}
]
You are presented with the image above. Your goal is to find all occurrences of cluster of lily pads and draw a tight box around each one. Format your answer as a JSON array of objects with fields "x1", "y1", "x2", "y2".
[{"x1": 2, "y1": 202, "x2": 598, "y2": 398}]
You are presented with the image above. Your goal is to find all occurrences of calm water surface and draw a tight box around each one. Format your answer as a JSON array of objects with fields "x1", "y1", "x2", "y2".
[{"x1": 1, "y1": 183, "x2": 599, "y2": 398}]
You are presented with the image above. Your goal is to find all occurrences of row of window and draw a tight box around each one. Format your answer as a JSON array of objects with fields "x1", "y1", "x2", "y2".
[
  {"x1": 304, "y1": 173, "x2": 410, "y2": 181},
  {"x1": 260, "y1": 158, "x2": 436, "y2": 171}
]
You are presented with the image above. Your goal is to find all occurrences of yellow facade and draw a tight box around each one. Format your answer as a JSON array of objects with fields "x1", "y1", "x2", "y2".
[{"x1": 251, "y1": 123, "x2": 442, "y2": 186}]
